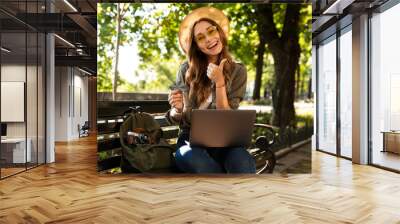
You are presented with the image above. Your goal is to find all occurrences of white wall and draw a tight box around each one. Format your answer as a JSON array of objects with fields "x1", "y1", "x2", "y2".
[
  {"x1": 46, "y1": 33, "x2": 55, "y2": 163},
  {"x1": 54, "y1": 67, "x2": 89, "y2": 141},
  {"x1": 0, "y1": 65, "x2": 42, "y2": 137},
  {"x1": 55, "y1": 66, "x2": 69, "y2": 141},
  {"x1": 1, "y1": 65, "x2": 26, "y2": 139},
  {"x1": 352, "y1": 14, "x2": 369, "y2": 164},
  {"x1": 72, "y1": 72, "x2": 89, "y2": 138},
  {"x1": 1, "y1": 63, "x2": 46, "y2": 164}
]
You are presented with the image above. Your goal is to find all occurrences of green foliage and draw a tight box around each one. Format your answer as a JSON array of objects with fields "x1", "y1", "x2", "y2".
[
  {"x1": 97, "y1": 3, "x2": 142, "y2": 92},
  {"x1": 254, "y1": 112, "x2": 313, "y2": 151},
  {"x1": 97, "y1": 3, "x2": 116, "y2": 92},
  {"x1": 256, "y1": 112, "x2": 313, "y2": 129},
  {"x1": 298, "y1": 5, "x2": 312, "y2": 98},
  {"x1": 253, "y1": 98, "x2": 273, "y2": 106},
  {"x1": 97, "y1": 3, "x2": 311, "y2": 98}
]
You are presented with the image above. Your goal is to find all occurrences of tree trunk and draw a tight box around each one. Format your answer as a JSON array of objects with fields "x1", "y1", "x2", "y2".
[
  {"x1": 112, "y1": 4, "x2": 121, "y2": 101},
  {"x1": 254, "y1": 4, "x2": 303, "y2": 127},
  {"x1": 299, "y1": 68, "x2": 305, "y2": 99},
  {"x1": 271, "y1": 43, "x2": 300, "y2": 128},
  {"x1": 260, "y1": 4, "x2": 301, "y2": 128},
  {"x1": 295, "y1": 64, "x2": 300, "y2": 100},
  {"x1": 252, "y1": 34, "x2": 266, "y2": 100}
]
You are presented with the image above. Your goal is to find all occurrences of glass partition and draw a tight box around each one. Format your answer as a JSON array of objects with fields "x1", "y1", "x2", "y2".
[
  {"x1": 38, "y1": 32, "x2": 45, "y2": 165},
  {"x1": 371, "y1": 3, "x2": 400, "y2": 171},
  {"x1": 1, "y1": 31, "x2": 28, "y2": 177},
  {"x1": 27, "y1": 31, "x2": 38, "y2": 169},
  {"x1": 317, "y1": 35, "x2": 337, "y2": 154},
  {"x1": 339, "y1": 27, "x2": 352, "y2": 158},
  {"x1": 0, "y1": 1, "x2": 46, "y2": 179}
]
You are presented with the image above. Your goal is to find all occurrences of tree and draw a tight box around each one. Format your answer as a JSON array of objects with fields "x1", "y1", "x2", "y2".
[
  {"x1": 255, "y1": 4, "x2": 304, "y2": 128},
  {"x1": 97, "y1": 3, "x2": 116, "y2": 92},
  {"x1": 98, "y1": 3, "x2": 275, "y2": 96},
  {"x1": 112, "y1": 3, "x2": 121, "y2": 101},
  {"x1": 253, "y1": 32, "x2": 267, "y2": 100},
  {"x1": 113, "y1": 3, "x2": 135, "y2": 100},
  {"x1": 97, "y1": 3, "x2": 312, "y2": 127},
  {"x1": 296, "y1": 6, "x2": 312, "y2": 100},
  {"x1": 98, "y1": 3, "x2": 141, "y2": 95},
  {"x1": 252, "y1": 7, "x2": 268, "y2": 101}
]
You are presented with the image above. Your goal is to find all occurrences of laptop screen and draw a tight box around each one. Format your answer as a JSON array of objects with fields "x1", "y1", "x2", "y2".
[{"x1": 190, "y1": 109, "x2": 256, "y2": 148}]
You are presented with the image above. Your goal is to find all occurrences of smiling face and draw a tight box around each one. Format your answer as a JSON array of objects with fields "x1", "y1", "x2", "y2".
[{"x1": 193, "y1": 21, "x2": 223, "y2": 57}]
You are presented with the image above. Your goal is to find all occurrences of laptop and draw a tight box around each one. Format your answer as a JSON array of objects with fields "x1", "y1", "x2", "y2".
[{"x1": 189, "y1": 109, "x2": 256, "y2": 148}]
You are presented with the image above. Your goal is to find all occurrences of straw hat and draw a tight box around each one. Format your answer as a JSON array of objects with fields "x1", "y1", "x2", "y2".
[{"x1": 178, "y1": 6, "x2": 229, "y2": 54}]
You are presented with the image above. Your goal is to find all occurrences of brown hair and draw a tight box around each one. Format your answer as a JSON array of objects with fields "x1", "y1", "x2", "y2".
[{"x1": 185, "y1": 17, "x2": 233, "y2": 107}]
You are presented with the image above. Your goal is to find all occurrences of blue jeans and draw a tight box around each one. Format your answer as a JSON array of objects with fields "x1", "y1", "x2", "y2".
[{"x1": 174, "y1": 131, "x2": 256, "y2": 174}]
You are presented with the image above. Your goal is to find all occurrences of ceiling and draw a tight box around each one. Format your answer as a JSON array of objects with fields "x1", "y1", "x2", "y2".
[
  {"x1": 312, "y1": 0, "x2": 389, "y2": 43},
  {"x1": 0, "y1": 0, "x2": 97, "y2": 75}
]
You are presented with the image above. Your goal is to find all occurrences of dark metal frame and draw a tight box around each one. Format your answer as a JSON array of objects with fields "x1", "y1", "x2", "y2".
[
  {"x1": 367, "y1": 10, "x2": 373, "y2": 165},
  {"x1": 44, "y1": 0, "x2": 47, "y2": 165},
  {"x1": 0, "y1": 16, "x2": 2, "y2": 179},
  {"x1": 336, "y1": 22, "x2": 341, "y2": 158},
  {"x1": 25, "y1": 2, "x2": 28, "y2": 172},
  {"x1": 315, "y1": 44, "x2": 319, "y2": 151}
]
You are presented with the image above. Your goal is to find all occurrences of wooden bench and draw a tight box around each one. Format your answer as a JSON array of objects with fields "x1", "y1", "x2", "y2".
[{"x1": 97, "y1": 100, "x2": 277, "y2": 174}]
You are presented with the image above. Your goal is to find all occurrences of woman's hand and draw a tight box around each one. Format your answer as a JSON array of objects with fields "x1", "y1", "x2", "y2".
[
  {"x1": 168, "y1": 90, "x2": 183, "y2": 113},
  {"x1": 207, "y1": 58, "x2": 227, "y2": 87}
]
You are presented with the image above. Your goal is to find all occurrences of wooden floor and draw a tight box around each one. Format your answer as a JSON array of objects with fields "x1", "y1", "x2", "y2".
[
  {"x1": 1, "y1": 136, "x2": 400, "y2": 223},
  {"x1": 372, "y1": 150, "x2": 400, "y2": 171},
  {"x1": 1, "y1": 163, "x2": 45, "y2": 178},
  {"x1": 1, "y1": 167, "x2": 26, "y2": 178}
]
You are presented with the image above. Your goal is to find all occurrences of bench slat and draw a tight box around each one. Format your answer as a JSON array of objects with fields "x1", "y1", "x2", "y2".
[
  {"x1": 98, "y1": 138, "x2": 121, "y2": 152},
  {"x1": 98, "y1": 156, "x2": 121, "y2": 171},
  {"x1": 98, "y1": 100, "x2": 170, "y2": 118},
  {"x1": 98, "y1": 151, "x2": 268, "y2": 172},
  {"x1": 97, "y1": 100, "x2": 277, "y2": 173},
  {"x1": 156, "y1": 117, "x2": 170, "y2": 127},
  {"x1": 98, "y1": 135, "x2": 178, "y2": 153},
  {"x1": 97, "y1": 122, "x2": 123, "y2": 134},
  {"x1": 98, "y1": 116, "x2": 172, "y2": 134},
  {"x1": 162, "y1": 128, "x2": 180, "y2": 140}
]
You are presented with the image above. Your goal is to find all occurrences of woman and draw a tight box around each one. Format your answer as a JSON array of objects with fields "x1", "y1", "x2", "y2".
[{"x1": 166, "y1": 7, "x2": 256, "y2": 174}]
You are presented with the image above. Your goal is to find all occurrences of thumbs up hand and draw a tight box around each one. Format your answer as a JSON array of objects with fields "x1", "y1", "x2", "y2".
[{"x1": 207, "y1": 58, "x2": 227, "y2": 87}]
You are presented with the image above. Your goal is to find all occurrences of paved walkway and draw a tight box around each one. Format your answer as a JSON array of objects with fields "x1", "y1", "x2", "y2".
[
  {"x1": 240, "y1": 101, "x2": 313, "y2": 115},
  {"x1": 274, "y1": 143, "x2": 312, "y2": 174}
]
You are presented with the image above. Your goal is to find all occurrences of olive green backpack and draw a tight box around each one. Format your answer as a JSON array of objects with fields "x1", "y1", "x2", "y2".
[{"x1": 119, "y1": 111, "x2": 174, "y2": 173}]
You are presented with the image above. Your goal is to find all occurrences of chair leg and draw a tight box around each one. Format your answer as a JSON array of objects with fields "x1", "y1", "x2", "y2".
[
  {"x1": 267, "y1": 152, "x2": 276, "y2": 173},
  {"x1": 265, "y1": 149, "x2": 276, "y2": 173}
]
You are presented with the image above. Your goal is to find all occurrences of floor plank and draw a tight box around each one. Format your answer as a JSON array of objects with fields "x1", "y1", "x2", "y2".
[
  {"x1": 0, "y1": 136, "x2": 399, "y2": 223},
  {"x1": 372, "y1": 150, "x2": 400, "y2": 171}
]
